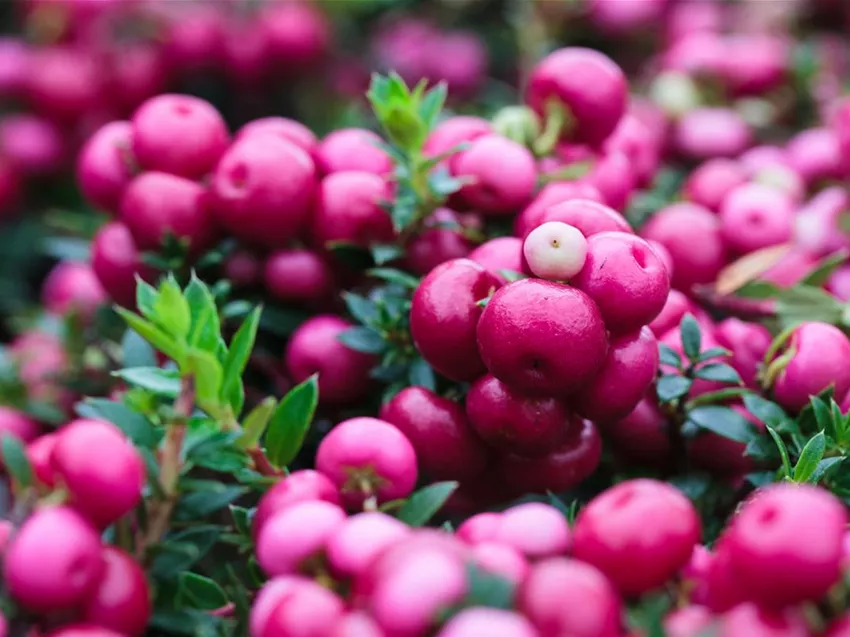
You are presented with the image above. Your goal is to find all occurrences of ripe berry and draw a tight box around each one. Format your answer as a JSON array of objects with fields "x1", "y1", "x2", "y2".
[
  {"x1": 326, "y1": 512, "x2": 411, "y2": 580},
  {"x1": 314, "y1": 128, "x2": 392, "y2": 176},
  {"x1": 80, "y1": 546, "x2": 150, "y2": 636},
  {"x1": 719, "y1": 183, "x2": 794, "y2": 255},
  {"x1": 41, "y1": 261, "x2": 107, "y2": 320},
  {"x1": 674, "y1": 107, "x2": 752, "y2": 160},
  {"x1": 131, "y1": 94, "x2": 229, "y2": 179},
  {"x1": 411, "y1": 258, "x2": 501, "y2": 382},
  {"x1": 572, "y1": 479, "x2": 701, "y2": 596},
  {"x1": 714, "y1": 318, "x2": 771, "y2": 388},
  {"x1": 90, "y1": 221, "x2": 154, "y2": 309},
  {"x1": 456, "y1": 512, "x2": 503, "y2": 544},
  {"x1": 718, "y1": 604, "x2": 810, "y2": 637},
  {"x1": 260, "y1": 579, "x2": 344, "y2": 637},
  {"x1": 468, "y1": 237, "x2": 527, "y2": 283},
  {"x1": 27, "y1": 432, "x2": 58, "y2": 488},
  {"x1": 683, "y1": 158, "x2": 748, "y2": 212},
  {"x1": 0, "y1": 113, "x2": 64, "y2": 176},
  {"x1": 423, "y1": 115, "x2": 492, "y2": 159},
  {"x1": 253, "y1": 470, "x2": 341, "y2": 541},
  {"x1": 604, "y1": 398, "x2": 672, "y2": 468},
  {"x1": 470, "y1": 542, "x2": 529, "y2": 584},
  {"x1": 406, "y1": 208, "x2": 474, "y2": 276},
  {"x1": 51, "y1": 418, "x2": 145, "y2": 528},
  {"x1": 787, "y1": 127, "x2": 845, "y2": 185},
  {"x1": 76, "y1": 120, "x2": 136, "y2": 214},
  {"x1": 477, "y1": 279, "x2": 608, "y2": 396},
  {"x1": 236, "y1": 117, "x2": 318, "y2": 155},
  {"x1": 43, "y1": 626, "x2": 126, "y2": 637},
  {"x1": 4, "y1": 506, "x2": 104, "y2": 613},
  {"x1": 436, "y1": 609, "x2": 539, "y2": 637},
  {"x1": 541, "y1": 199, "x2": 632, "y2": 238},
  {"x1": 523, "y1": 221, "x2": 588, "y2": 280},
  {"x1": 330, "y1": 612, "x2": 386, "y2": 637},
  {"x1": 515, "y1": 182, "x2": 604, "y2": 239},
  {"x1": 313, "y1": 171, "x2": 394, "y2": 248},
  {"x1": 380, "y1": 386, "x2": 488, "y2": 481},
  {"x1": 648, "y1": 289, "x2": 701, "y2": 337},
  {"x1": 490, "y1": 503, "x2": 571, "y2": 559},
  {"x1": 0, "y1": 407, "x2": 39, "y2": 446},
  {"x1": 264, "y1": 249, "x2": 334, "y2": 305},
  {"x1": 316, "y1": 417, "x2": 418, "y2": 509}
]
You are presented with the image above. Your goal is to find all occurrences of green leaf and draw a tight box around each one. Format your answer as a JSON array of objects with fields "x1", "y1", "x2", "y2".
[
  {"x1": 658, "y1": 343, "x2": 682, "y2": 368},
  {"x1": 687, "y1": 406, "x2": 756, "y2": 443},
  {"x1": 766, "y1": 425, "x2": 793, "y2": 478},
  {"x1": 656, "y1": 375, "x2": 692, "y2": 402},
  {"x1": 220, "y1": 306, "x2": 262, "y2": 417},
  {"x1": 184, "y1": 273, "x2": 222, "y2": 353},
  {"x1": 112, "y1": 367, "x2": 180, "y2": 398},
  {"x1": 237, "y1": 397, "x2": 277, "y2": 449},
  {"x1": 745, "y1": 471, "x2": 776, "y2": 488},
  {"x1": 177, "y1": 573, "x2": 228, "y2": 611},
  {"x1": 461, "y1": 563, "x2": 515, "y2": 611},
  {"x1": 793, "y1": 431, "x2": 826, "y2": 483},
  {"x1": 343, "y1": 292, "x2": 380, "y2": 326},
  {"x1": 694, "y1": 363, "x2": 742, "y2": 385},
  {"x1": 116, "y1": 308, "x2": 184, "y2": 365},
  {"x1": 265, "y1": 375, "x2": 319, "y2": 468},
  {"x1": 428, "y1": 166, "x2": 466, "y2": 198},
  {"x1": 743, "y1": 394, "x2": 791, "y2": 429},
  {"x1": 135, "y1": 278, "x2": 158, "y2": 319},
  {"x1": 230, "y1": 505, "x2": 253, "y2": 537},
  {"x1": 121, "y1": 329, "x2": 157, "y2": 368},
  {"x1": 679, "y1": 314, "x2": 702, "y2": 360},
  {"x1": 337, "y1": 326, "x2": 387, "y2": 354},
  {"x1": 391, "y1": 194, "x2": 419, "y2": 233},
  {"x1": 367, "y1": 268, "x2": 420, "y2": 289},
  {"x1": 497, "y1": 270, "x2": 527, "y2": 283},
  {"x1": 371, "y1": 244, "x2": 405, "y2": 266},
  {"x1": 408, "y1": 358, "x2": 436, "y2": 391},
  {"x1": 186, "y1": 350, "x2": 224, "y2": 415},
  {"x1": 774, "y1": 286, "x2": 844, "y2": 328},
  {"x1": 418, "y1": 82, "x2": 448, "y2": 131},
  {"x1": 175, "y1": 483, "x2": 248, "y2": 520},
  {"x1": 809, "y1": 397, "x2": 834, "y2": 437},
  {"x1": 42, "y1": 236, "x2": 91, "y2": 262},
  {"x1": 734, "y1": 280, "x2": 782, "y2": 299},
  {"x1": 799, "y1": 249, "x2": 849, "y2": 287},
  {"x1": 76, "y1": 398, "x2": 160, "y2": 448},
  {"x1": 397, "y1": 481, "x2": 458, "y2": 526},
  {"x1": 153, "y1": 276, "x2": 191, "y2": 339},
  {"x1": 695, "y1": 346, "x2": 731, "y2": 363},
  {"x1": 1, "y1": 436, "x2": 32, "y2": 488},
  {"x1": 809, "y1": 456, "x2": 845, "y2": 484}
]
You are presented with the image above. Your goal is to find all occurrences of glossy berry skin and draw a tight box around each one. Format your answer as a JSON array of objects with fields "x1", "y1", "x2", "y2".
[
  {"x1": 80, "y1": 547, "x2": 150, "y2": 636},
  {"x1": 26, "y1": 432, "x2": 58, "y2": 488},
  {"x1": 4, "y1": 506, "x2": 104, "y2": 613},
  {"x1": 526, "y1": 47, "x2": 627, "y2": 147},
  {"x1": 315, "y1": 128, "x2": 392, "y2": 176},
  {"x1": 257, "y1": 500, "x2": 346, "y2": 576},
  {"x1": 316, "y1": 417, "x2": 418, "y2": 509},
  {"x1": 76, "y1": 120, "x2": 135, "y2": 214},
  {"x1": 572, "y1": 479, "x2": 701, "y2": 596},
  {"x1": 786, "y1": 127, "x2": 846, "y2": 186},
  {"x1": 211, "y1": 135, "x2": 317, "y2": 248},
  {"x1": 714, "y1": 318, "x2": 772, "y2": 388},
  {"x1": 326, "y1": 512, "x2": 410, "y2": 580},
  {"x1": 497, "y1": 419, "x2": 602, "y2": 494},
  {"x1": 523, "y1": 221, "x2": 588, "y2": 280},
  {"x1": 131, "y1": 94, "x2": 229, "y2": 179},
  {"x1": 604, "y1": 398, "x2": 672, "y2": 469},
  {"x1": 468, "y1": 237, "x2": 527, "y2": 283},
  {"x1": 313, "y1": 171, "x2": 394, "y2": 248},
  {"x1": 436, "y1": 609, "x2": 539, "y2": 637},
  {"x1": 120, "y1": 172, "x2": 215, "y2": 253},
  {"x1": 684, "y1": 158, "x2": 748, "y2": 212},
  {"x1": 573, "y1": 232, "x2": 670, "y2": 334},
  {"x1": 573, "y1": 327, "x2": 659, "y2": 423},
  {"x1": 465, "y1": 374, "x2": 573, "y2": 457},
  {"x1": 264, "y1": 249, "x2": 334, "y2": 305},
  {"x1": 541, "y1": 199, "x2": 632, "y2": 238},
  {"x1": 284, "y1": 315, "x2": 375, "y2": 405},
  {"x1": 251, "y1": 577, "x2": 310, "y2": 637},
  {"x1": 411, "y1": 258, "x2": 501, "y2": 382},
  {"x1": 719, "y1": 183, "x2": 794, "y2": 255},
  {"x1": 261, "y1": 579, "x2": 345, "y2": 637},
  {"x1": 52, "y1": 419, "x2": 145, "y2": 528},
  {"x1": 253, "y1": 470, "x2": 342, "y2": 541},
  {"x1": 724, "y1": 484, "x2": 846, "y2": 608},
  {"x1": 330, "y1": 612, "x2": 387, "y2": 637},
  {"x1": 450, "y1": 135, "x2": 537, "y2": 215},
  {"x1": 235, "y1": 117, "x2": 318, "y2": 155},
  {"x1": 674, "y1": 107, "x2": 752, "y2": 160},
  {"x1": 41, "y1": 261, "x2": 107, "y2": 320},
  {"x1": 406, "y1": 208, "x2": 474, "y2": 276},
  {"x1": 471, "y1": 542, "x2": 529, "y2": 584},
  {"x1": 379, "y1": 386, "x2": 488, "y2": 480},
  {"x1": 648, "y1": 289, "x2": 697, "y2": 337},
  {"x1": 423, "y1": 115, "x2": 492, "y2": 159},
  {"x1": 770, "y1": 322, "x2": 850, "y2": 412},
  {"x1": 478, "y1": 279, "x2": 608, "y2": 396},
  {"x1": 515, "y1": 182, "x2": 604, "y2": 239},
  {"x1": 91, "y1": 221, "x2": 154, "y2": 309},
  {"x1": 520, "y1": 558, "x2": 622, "y2": 637},
  {"x1": 490, "y1": 503, "x2": 571, "y2": 559}
]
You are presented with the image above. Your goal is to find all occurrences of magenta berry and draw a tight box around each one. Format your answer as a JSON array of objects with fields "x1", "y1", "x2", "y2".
[
  {"x1": 406, "y1": 208, "x2": 474, "y2": 275},
  {"x1": 649, "y1": 289, "x2": 699, "y2": 337},
  {"x1": 0, "y1": 113, "x2": 64, "y2": 176},
  {"x1": 470, "y1": 542, "x2": 529, "y2": 584},
  {"x1": 477, "y1": 279, "x2": 608, "y2": 396},
  {"x1": 131, "y1": 94, "x2": 229, "y2": 179},
  {"x1": 689, "y1": 405, "x2": 762, "y2": 477},
  {"x1": 520, "y1": 558, "x2": 622, "y2": 637},
  {"x1": 541, "y1": 199, "x2": 632, "y2": 238},
  {"x1": 410, "y1": 258, "x2": 501, "y2": 382},
  {"x1": 52, "y1": 418, "x2": 145, "y2": 528},
  {"x1": 714, "y1": 318, "x2": 771, "y2": 388},
  {"x1": 120, "y1": 171, "x2": 215, "y2": 253},
  {"x1": 526, "y1": 47, "x2": 627, "y2": 147},
  {"x1": 330, "y1": 612, "x2": 386, "y2": 637},
  {"x1": 437, "y1": 609, "x2": 538, "y2": 637},
  {"x1": 423, "y1": 115, "x2": 492, "y2": 159},
  {"x1": 42, "y1": 626, "x2": 126, "y2": 637},
  {"x1": 211, "y1": 135, "x2": 317, "y2": 248},
  {"x1": 572, "y1": 478, "x2": 701, "y2": 596},
  {"x1": 468, "y1": 237, "x2": 527, "y2": 283},
  {"x1": 253, "y1": 470, "x2": 341, "y2": 540},
  {"x1": 490, "y1": 502, "x2": 571, "y2": 559},
  {"x1": 4, "y1": 506, "x2": 104, "y2": 613},
  {"x1": 236, "y1": 116, "x2": 318, "y2": 155},
  {"x1": 90, "y1": 221, "x2": 153, "y2": 309},
  {"x1": 573, "y1": 326, "x2": 660, "y2": 423},
  {"x1": 786, "y1": 127, "x2": 846, "y2": 185},
  {"x1": 465, "y1": 374, "x2": 573, "y2": 457},
  {"x1": 316, "y1": 417, "x2": 418, "y2": 509},
  {"x1": 257, "y1": 500, "x2": 346, "y2": 576},
  {"x1": 41, "y1": 261, "x2": 107, "y2": 319},
  {"x1": 313, "y1": 171, "x2": 394, "y2": 248},
  {"x1": 27, "y1": 432, "x2": 58, "y2": 488},
  {"x1": 260, "y1": 579, "x2": 344, "y2": 637},
  {"x1": 523, "y1": 221, "x2": 588, "y2": 281},
  {"x1": 284, "y1": 315, "x2": 375, "y2": 405},
  {"x1": 719, "y1": 183, "x2": 794, "y2": 255},
  {"x1": 674, "y1": 107, "x2": 752, "y2": 160},
  {"x1": 225, "y1": 250, "x2": 262, "y2": 289},
  {"x1": 0, "y1": 407, "x2": 39, "y2": 446},
  {"x1": 76, "y1": 120, "x2": 136, "y2": 214},
  {"x1": 664, "y1": 606, "x2": 713, "y2": 637},
  {"x1": 718, "y1": 603, "x2": 810, "y2": 637},
  {"x1": 450, "y1": 134, "x2": 537, "y2": 214},
  {"x1": 264, "y1": 249, "x2": 334, "y2": 305},
  {"x1": 315, "y1": 128, "x2": 392, "y2": 176},
  {"x1": 379, "y1": 386, "x2": 488, "y2": 481},
  {"x1": 683, "y1": 158, "x2": 748, "y2": 212},
  {"x1": 327, "y1": 512, "x2": 410, "y2": 579},
  {"x1": 516, "y1": 182, "x2": 604, "y2": 239},
  {"x1": 604, "y1": 398, "x2": 672, "y2": 468},
  {"x1": 80, "y1": 546, "x2": 150, "y2": 637},
  {"x1": 250, "y1": 577, "x2": 309, "y2": 637},
  {"x1": 583, "y1": 150, "x2": 637, "y2": 212}
]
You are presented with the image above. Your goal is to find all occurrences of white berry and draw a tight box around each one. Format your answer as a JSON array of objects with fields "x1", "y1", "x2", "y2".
[{"x1": 523, "y1": 221, "x2": 588, "y2": 281}]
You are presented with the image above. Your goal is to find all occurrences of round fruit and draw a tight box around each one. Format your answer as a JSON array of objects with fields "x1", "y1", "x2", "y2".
[{"x1": 523, "y1": 221, "x2": 588, "y2": 281}]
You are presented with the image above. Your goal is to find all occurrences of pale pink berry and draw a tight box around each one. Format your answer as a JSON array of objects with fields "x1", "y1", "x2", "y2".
[{"x1": 523, "y1": 221, "x2": 588, "y2": 281}]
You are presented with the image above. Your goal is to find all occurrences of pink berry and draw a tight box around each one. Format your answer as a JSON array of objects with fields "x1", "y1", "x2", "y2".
[
  {"x1": 261, "y1": 1, "x2": 330, "y2": 72},
  {"x1": 648, "y1": 289, "x2": 699, "y2": 337},
  {"x1": 640, "y1": 202, "x2": 727, "y2": 291},
  {"x1": 423, "y1": 115, "x2": 492, "y2": 159},
  {"x1": 52, "y1": 419, "x2": 145, "y2": 528},
  {"x1": 211, "y1": 135, "x2": 317, "y2": 248},
  {"x1": 411, "y1": 258, "x2": 501, "y2": 382},
  {"x1": 76, "y1": 121, "x2": 136, "y2": 214},
  {"x1": 719, "y1": 183, "x2": 794, "y2": 255},
  {"x1": 27, "y1": 432, "x2": 58, "y2": 488},
  {"x1": 526, "y1": 47, "x2": 627, "y2": 147},
  {"x1": 330, "y1": 612, "x2": 386, "y2": 637},
  {"x1": 284, "y1": 315, "x2": 375, "y2": 405},
  {"x1": 316, "y1": 417, "x2": 418, "y2": 509},
  {"x1": 131, "y1": 94, "x2": 229, "y2": 179},
  {"x1": 0, "y1": 407, "x2": 39, "y2": 446},
  {"x1": 236, "y1": 117, "x2": 318, "y2": 156},
  {"x1": 313, "y1": 172, "x2": 394, "y2": 248},
  {"x1": 604, "y1": 398, "x2": 672, "y2": 468},
  {"x1": 583, "y1": 151, "x2": 637, "y2": 212},
  {"x1": 468, "y1": 237, "x2": 527, "y2": 283},
  {"x1": 520, "y1": 558, "x2": 622, "y2": 637},
  {"x1": 257, "y1": 500, "x2": 346, "y2": 576},
  {"x1": 44, "y1": 626, "x2": 126, "y2": 637},
  {"x1": 225, "y1": 250, "x2": 262, "y2": 289},
  {"x1": 572, "y1": 479, "x2": 701, "y2": 596},
  {"x1": 456, "y1": 512, "x2": 503, "y2": 545},
  {"x1": 250, "y1": 576, "x2": 309, "y2": 637},
  {"x1": 264, "y1": 249, "x2": 334, "y2": 305},
  {"x1": 253, "y1": 470, "x2": 341, "y2": 540},
  {"x1": 315, "y1": 128, "x2": 392, "y2": 176},
  {"x1": 379, "y1": 386, "x2": 488, "y2": 481},
  {"x1": 827, "y1": 615, "x2": 850, "y2": 637},
  {"x1": 603, "y1": 113, "x2": 660, "y2": 187},
  {"x1": 769, "y1": 322, "x2": 850, "y2": 412},
  {"x1": 541, "y1": 199, "x2": 632, "y2": 238},
  {"x1": 41, "y1": 261, "x2": 107, "y2": 320},
  {"x1": 470, "y1": 542, "x2": 529, "y2": 584},
  {"x1": 515, "y1": 182, "x2": 604, "y2": 239},
  {"x1": 260, "y1": 579, "x2": 344, "y2": 637},
  {"x1": 674, "y1": 107, "x2": 752, "y2": 160},
  {"x1": 80, "y1": 546, "x2": 150, "y2": 636},
  {"x1": 465, "y1": 374, "x2": 573, "y2": 457},
  {"x1": 491, "y1": 503, "x2": 571, "y2": 559},
  {"x1": 406, "y1": 208, "x2": 474, "y2": 276},
  {"x1": 714, "y1": 318, "x2": 771, "y2": 388},
  {"x1": 437, "y1": 609, "x2": 539, "y2": 637},
  {"x1": 718, "y1": 604, "x2": 810, "y2": 637},
  {"x1": 573, "y1": 327, "x2": 660, "y2": 423},
  {"x1": 683, "y1": 159, "x2": 748, "y2": 212},
  {"x1": 120, "y1": 171, "x2": 215, "y2": 253},
  {"x1": 786, "y1": 127, "x2": 846, "y2": 185},
  {"x1": 477, "y1": 279, "x2": 608, "y2": 396},
  {"x1": 4, "y1": 506, "x2": 103, "y2": 613},
  {"x1": 26, "y1": 47, "x2": 101, "y2": 122},
  {"x1": 523, "y1": 221, "x2": 588, "y2": 281},
  {"x1": 794, "y1": 186, "x2": 850, "y2": 257},
  {"x1": 450, "y1": 135, "x2": 537, "y2": 215},
  {"x1": 90, "y1": 221, "x2": 154, "y2": 309},
  {"x1": 664, "y1": 606, "x2": 713, "y2": 637},
  {"x1": 327, "y1": 512, "x2": 411, "y2": 580},
  {"x1": 0, "y1": 113, "x2": 64, "y2": 176}
]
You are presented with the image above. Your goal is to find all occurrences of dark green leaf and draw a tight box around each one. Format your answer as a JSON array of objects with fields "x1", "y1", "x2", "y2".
[
  {"x1": 397, "y1": 481, "x2": 458, "y2": 526},
  {"x1": 338, "y1": 326, "x2": 387, "y2": 354},
  {"x1": 259, "y1": 306, "x2": 311, "y2": 337},
  {"x1": 745, "y1": 435, "x2": 778, "y2": 461},
  {"x1": 238, "y1": 397, "x2": 277, "y2": 449},
  {"x1": 743, "y1": 394, "x2": 791, "y2": 429},
  {"x1": 793, "y1": 431, "x2": 826, "y2": 483},
  {"x1": 327, "y1": 242, "x2": 374, "y2": 270},
  {"x1": 177, "y1": 573, "x2": 228, "y2": 611},
  {"x1": 658, "y1": 343, "x2": 682, "y2": 368},
  {"x1": 669, "y1": 474, "x2": 712, "y2": 500},
  {"x1": 368, "y1": 268, "x2": 420, "y2": 289},
  {"x1": 810, "y1": 456, "x2": 845, "y2": 484},
  {"x1": 679, "y1": 314, "x2": 702, "y2": 360},
  {"x1": 175, "y1": 484, "x2": 248, "y2": 520},
  {"x1": 112, "y1": 367, "x2": 180, "y2": 398},
  {"x1": 694, "y1": 363, "x2": 742, "y2": 385},
  {"x1": 774, "y1": 286, "x2": 844, "y2": 327},
  {"x1": 656, "y1": 375, "x2": 692, "y2": 402},
  {"x1": 371, "y1": 244, "x2": 405, "y2": 266},
  {"x1": 745, "y1": 471, "x2": 776, "y2": 488},
  {"x1": 766, "y1": 426, "x2": 792, "y2": 478},
  {"x1": 220, "y1": 306, "x2": 262, "y2": 417},
  {"x1": 221, "y1": 300, "x2": 253, "y2": 321},
  {"x1": 687, "y1": 406, "x2": 755, "y2": 443},
  {"x1": 150, "y1": 526, "x2": 221, "y2": 577},
  {"x1": 809, "y1": 397, "x2": 835, "y2": 437},
  {"x1": 1, "y1": 436, "x2": 32, "y2": 488},
  {"x1": 76, "y1": 398, "x2": 159, "y2": 448},
  {"x1": 391, "y1": 195, "x2": 419, "y2": 233},
  {"x1": 230, "y1": 505, "x2": 253, "y2": 537},
  {"x1": 734, "y1": 280, "x2": 782, "y2": 299},
  {"x1": 343, "y1": 292, "x2": 380, "y2": 326},
  {"x1": 266, "y1": 375, "x2": 319, "y2": 468},
  {"x1": 695, "y1": 346, "x2": 731, "y2": 363},
  {"x1": 461, "y1": 563, "x2": 515, "y2": 610},
  {"x1": 149, "y1": 609, "x2": 222, "y2": 636},
  {"x1": 408, "y1": 358, "x2": 436, "y2": 391},
  {"x1": 121, "y1": 329, "x2": 157, "y2": 368},
  {"x1": 800, "y1": 249, "x2": 849, "y2": 287}
]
